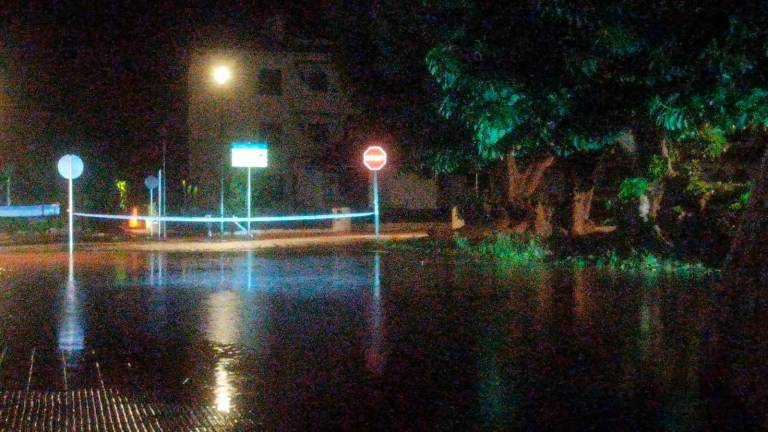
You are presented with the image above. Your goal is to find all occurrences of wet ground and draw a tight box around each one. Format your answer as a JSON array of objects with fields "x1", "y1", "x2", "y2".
[{"x1": 0, "y1": 248, "x2": 765, "y2": 430}]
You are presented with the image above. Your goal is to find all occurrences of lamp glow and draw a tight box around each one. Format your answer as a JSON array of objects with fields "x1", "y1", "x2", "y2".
[{"x1": 213, "y1": 66, "x2": 232, "y2": 85}]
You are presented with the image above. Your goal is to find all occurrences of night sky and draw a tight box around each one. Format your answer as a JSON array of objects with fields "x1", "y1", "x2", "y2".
[{"x1": 1, "y1": 0, "x2": 328, "y2": 183}]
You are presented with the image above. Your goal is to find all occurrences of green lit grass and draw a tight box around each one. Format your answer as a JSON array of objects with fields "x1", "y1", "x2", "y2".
[
  {"x1": 384, "y1": 234, "x2": 717, "y2": 278},
  {"x1": 456, "y1": 233, "x2": 550, "y2": 267},
  {"x1": 557, "y1": 250, "x2": 717, "y2": 277}
]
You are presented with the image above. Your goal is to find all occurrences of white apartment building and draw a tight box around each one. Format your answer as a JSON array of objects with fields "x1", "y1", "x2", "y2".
[{"x1": 187, "y1": 36, "x2": 355, "y2": 212}]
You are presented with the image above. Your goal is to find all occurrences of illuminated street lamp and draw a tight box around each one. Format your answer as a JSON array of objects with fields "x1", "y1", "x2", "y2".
[{"x1": 213, "y1": 65, "x2": 232, "y2": 86}]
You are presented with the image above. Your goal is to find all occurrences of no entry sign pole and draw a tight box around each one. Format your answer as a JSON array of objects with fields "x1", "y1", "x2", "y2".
[
  {"x1": 363, "y1": 146, "x2": 387, "y2": 239},
  {"x1": 373, "y1": 171, "x2": 380, "y2": 238}
]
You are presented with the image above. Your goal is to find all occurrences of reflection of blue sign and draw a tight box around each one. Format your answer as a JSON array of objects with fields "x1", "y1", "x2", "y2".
[
  {"x1": 0, "y1": 204, "x2": 60, "y2": 218},
  {"x1": 231, "y1": 142, "x2": 268, "y2": 168}
]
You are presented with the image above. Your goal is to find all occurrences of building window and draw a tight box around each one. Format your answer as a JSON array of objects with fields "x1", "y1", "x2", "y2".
[{"x1": 258, "y1": 69, "x2": 282, "y2": 95}]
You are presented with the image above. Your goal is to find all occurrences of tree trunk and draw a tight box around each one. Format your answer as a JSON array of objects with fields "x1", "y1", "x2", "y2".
[
  {"x1": 506, "y1": 153, "x2": 555, "y2": 235},
  {"x1": 571, "y1": 187, "x2": 594, "y2": 236},
  {"x1": 569, "y1": 154, "x2": 616, "y2": 236},
  {"x1": 722, "y1": 145, "x2": 768, "y2": 287},
  {"x1": 645, "y1": 140, "x2": 675, "y2": 246}
]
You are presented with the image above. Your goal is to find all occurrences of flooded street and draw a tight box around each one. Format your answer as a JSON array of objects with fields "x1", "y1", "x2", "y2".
[{"x1": 0, "y1": 248, "x2": 762, "y2": 430}]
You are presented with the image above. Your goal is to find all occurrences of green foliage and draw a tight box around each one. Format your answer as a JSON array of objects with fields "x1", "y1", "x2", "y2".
[
  {"x1": 649, "y1": 95, "x2": 690, "y2": 133},
  {"x1": 0, "y1": 217, "x2": 63, "y2": 235},
  {"x1": 618, "y1": 177, "x2": 649, "y2": 201},
  {"x1": 698, "y1": 125, "x2": 729, "y2": 159},
  {"x1": 181, "y1": 179, "x2": 199, "y2": 203},
  {"x1": 728, "y1": 182, "x2": 754, "y2": 211},
  {"x1": 735, "y1": 88, "x2": 768, "y2": 128},
  {"x1": 559, "y1": 250, "x2": 716, "y2": 277},
  {"x1": 453, "y1": 232, "x2": 469, "y2": 250},
  {"x1": 424, "y1": 2, "x2": 643, "y2": 169},
  {"x1": 399, "y1": 234, "x2": 714, "y2": 278},
  {"x1": 115, "y1": 180, "x2": 128, "y2": 211},
  {"x1": 647, "y1": 155, "x2": 669, "y2": 180},
  {"x1": 0, "y1": 163, "x2": 14, "y2": 181},
  {"x1": 456, "y1": 233, "x2": 550, "y2": 267}
]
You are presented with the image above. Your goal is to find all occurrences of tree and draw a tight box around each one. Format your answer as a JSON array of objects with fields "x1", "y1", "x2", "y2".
[
  {"x1": 628, "y1": 2, "x2": 768, "y2": 257},
  {"x1": 424, "y1": 1, "x2": 646, "y2": 235},
  {"x1": 723, "y1": 145, "x2": 768, "y2": 286},
  {"x1": 424, "y1": 0, "x2": 768, "y2": 246}
]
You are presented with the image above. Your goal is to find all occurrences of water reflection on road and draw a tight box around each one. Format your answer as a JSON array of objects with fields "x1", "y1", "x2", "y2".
[{"x1": 0, "y1": 249, "x2": 765, "y2": 429}]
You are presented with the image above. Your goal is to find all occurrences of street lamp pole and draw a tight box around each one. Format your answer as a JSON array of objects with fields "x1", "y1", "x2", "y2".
[
  {"x1": 212, "y1": 65, "x2": 232, "y2": 240},
  {"x1": 219, "y1": 94, "x2": 225, "y2": 239}
]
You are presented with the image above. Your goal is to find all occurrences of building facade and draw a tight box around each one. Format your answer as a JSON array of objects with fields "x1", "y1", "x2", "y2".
[{"x1": 187, "y1": 40, "x2": 355, "y2": 214}]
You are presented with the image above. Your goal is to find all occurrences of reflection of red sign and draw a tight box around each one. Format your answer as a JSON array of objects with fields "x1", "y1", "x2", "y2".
[{"x1": 363, "y1": 146, "x2": 387, "y2": 171}]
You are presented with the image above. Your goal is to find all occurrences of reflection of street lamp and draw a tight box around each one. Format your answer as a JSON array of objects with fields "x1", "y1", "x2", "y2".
[{"x1": 212, "y1": 65, "x2": 232, "y2": 238}]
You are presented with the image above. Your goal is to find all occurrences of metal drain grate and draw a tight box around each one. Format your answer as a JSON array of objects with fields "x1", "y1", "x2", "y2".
[{"x1": 0, "y1": 388, "x2": 254, "y2": 431}]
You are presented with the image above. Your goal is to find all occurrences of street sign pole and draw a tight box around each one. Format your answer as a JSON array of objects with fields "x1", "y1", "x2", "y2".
[
  {"x1": 149, "y1": 189, "x2": 154, "y2": 236},
  {"x1": 58, "y1": 154, "x2": 83, "y2": 254},
  {"x1": 373, "y1": 171, "x2": 380, "y2": 238},
  {"x1": 363, "y1": 145, "x2": 387, "y2": 240},
  {"x1": 247, "y1": 166, "x2": 252, "y2": 234},
  {"x1": 68, "y1": 160, "x2": 73, "y2": 254},
  {"x1": 230, "y1": 142, "x2": 268, "y2": 236},
  {"x1": 157, "y1": 170, "x2": 162, "y2": 240}
]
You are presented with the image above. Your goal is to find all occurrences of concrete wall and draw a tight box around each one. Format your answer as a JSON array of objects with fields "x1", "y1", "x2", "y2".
[{"x1": 375, "y1": 171, "x2": 438, "y2": 211}]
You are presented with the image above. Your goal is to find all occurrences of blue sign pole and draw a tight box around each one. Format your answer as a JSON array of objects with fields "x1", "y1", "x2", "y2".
[
  {"x1": 68, "y1": 162, "x2": 73, "y2": 254},
  {"x1": 149, "y1": 189, "x2": 154, "y2": 236},
  {"x1": 57, "y1": 154, "x2": 83, "y2": 254}
]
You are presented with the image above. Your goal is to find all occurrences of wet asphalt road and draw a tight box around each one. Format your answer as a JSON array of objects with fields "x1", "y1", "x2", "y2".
[{"x1": 0, "y1": 249, "x2": 764, "y2": 430}]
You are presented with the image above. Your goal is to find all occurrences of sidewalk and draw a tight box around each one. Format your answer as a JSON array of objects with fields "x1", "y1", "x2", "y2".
[
  {"x1": 0, "y1": 229, "x2": 429, "y2": 254},
  {"x1": 90, "y1": 231, "x2": 427, "y2": 252}
]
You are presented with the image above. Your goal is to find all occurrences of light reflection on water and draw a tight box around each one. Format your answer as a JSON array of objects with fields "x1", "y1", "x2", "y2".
[
  {"x1": 2, "y1": 249, "x2": 752, "y2": 429},
  {"x1": 133, "y1": 250, "x2": 384, "y2": 413},
  {"x1": 58, "y1": 253, "x2": 84, "y2": 353},
  {"x1": 137, "y1": 251, "x2": 374, "y2": 294},
  {"x1": 214, "y1": 359, "x2": 233, "y2": 413}
]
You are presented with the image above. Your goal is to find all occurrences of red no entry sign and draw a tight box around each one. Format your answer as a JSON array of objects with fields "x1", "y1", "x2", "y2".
[{"x1": 363, "y1": 146, "x2": 387, "y2": 171}]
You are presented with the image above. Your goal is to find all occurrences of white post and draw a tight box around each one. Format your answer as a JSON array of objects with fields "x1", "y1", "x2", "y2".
[
  {"x1": 373, "y1": 171, "x2": 380, "y2": 239},
  {"x1": 160, "y1": 172, "x2": 168, "y2": 240},
  {"x1": 220, "y1": 177, "x2": 225, "y2": 239},
  {"x1": 149, "y1": 189, "x2": 154, "y2": 236},
  {"x1": 157, "y1": 170, "x2": 162, "y2": 240},
  {"x1": 68, "y1": 158, "x2": 74, "y2": 254},
  {"x1": 247, "y1": 167, "x2": 252, "y2": 235}
]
